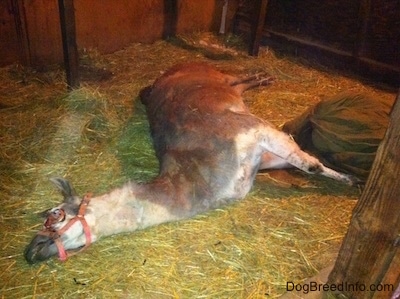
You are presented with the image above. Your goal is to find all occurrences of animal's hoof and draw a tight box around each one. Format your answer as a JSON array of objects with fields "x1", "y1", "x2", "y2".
[
  {"x1": 307, "y1": 164, "x2": 322, "y2": 174},
  {"x1": 348, "y1": 175, "x2": 365, "y2": 187}
]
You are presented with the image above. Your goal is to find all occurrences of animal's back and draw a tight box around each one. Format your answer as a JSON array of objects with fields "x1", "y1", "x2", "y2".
[{"x1": 141, "y1": 63, "x2": 252, "y2": 157}]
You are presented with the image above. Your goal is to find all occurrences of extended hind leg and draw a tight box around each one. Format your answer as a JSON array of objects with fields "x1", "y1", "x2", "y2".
[
  {"x1": 258, "y1": 124, "x2": 357, "y2": 185},
  {"x1": 259, "y1": 152, "x2": 292, "y2": 170}
]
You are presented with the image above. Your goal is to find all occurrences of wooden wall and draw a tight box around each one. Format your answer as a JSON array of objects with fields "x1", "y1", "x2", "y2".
[
  {"x1": 0, "y1": 0, "x2": 227, "y2": 67},
  {"x1": 234, "y1": 0, "x2": 400, "y2": 86},
  {"x1": 2, "y1": 0, "x2": 398, "y2": 84},
  {"x1": 263, "y1": 0, "x2": 400, "y2": 69}
]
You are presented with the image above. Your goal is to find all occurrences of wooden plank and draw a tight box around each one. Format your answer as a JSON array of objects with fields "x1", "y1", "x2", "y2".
[
  {"x1": 1, "y1": 0, "x2": 28, "y2": 66},
  {"x1": 248, "y1": 0, "x2": 268, "y2": 56},
  {"x1": 13, "y1": 0, "x2": 31, "y2": 65},
  {"x1": 21, "y1": 0, "x2": 62, "y2": 66},
  {"x1": 327, "y1": 93, "x2": 400, "y2": 298},
  {"x1": 58, "y1": 0, "x2": 79, "y2": 89}
]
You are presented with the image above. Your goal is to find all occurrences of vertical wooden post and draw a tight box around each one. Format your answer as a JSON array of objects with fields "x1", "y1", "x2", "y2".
[
  {"x1": 354, "y1": 0, "x2": 371, "y2": 68},
  {"x1": 11, "y1": 0, "x2": 31, "y2": 66},
  {"x1": 162, "y1": 0, "x2": 178, "y2": 39},
  {"x1": 327, "y1": 93, "x2": 400, "y2": 299},
  {"x1": 58, "y1": 0, "x2": 79, "y2": 89},
  {"x1": 248, "y1": 0, "x2": 268, "y2": 56}
]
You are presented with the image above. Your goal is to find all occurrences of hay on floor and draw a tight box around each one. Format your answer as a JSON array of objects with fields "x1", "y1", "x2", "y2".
[{"x1": 0, "y1": 32, "x2": 395, "y2": 298}]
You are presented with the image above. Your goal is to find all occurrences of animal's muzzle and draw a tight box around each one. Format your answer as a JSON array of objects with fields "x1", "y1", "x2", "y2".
[{"x1": 24, "y1": 233, "x2": 58, "y2": 264}]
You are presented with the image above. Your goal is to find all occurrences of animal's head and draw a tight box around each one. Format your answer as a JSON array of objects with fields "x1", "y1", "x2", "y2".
[{"x1": 24, "y1": 178, "x2": 92, "y2": 264}]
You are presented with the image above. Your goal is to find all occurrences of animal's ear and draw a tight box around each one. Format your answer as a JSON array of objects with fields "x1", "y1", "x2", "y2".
[{"x1": 49, "y1": 177, "x2": 77, "y2": 203}]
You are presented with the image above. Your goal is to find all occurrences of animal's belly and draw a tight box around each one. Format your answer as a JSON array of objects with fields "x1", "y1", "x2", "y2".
[
  {"x1": 163, "y1": 128, "x2": 263, "y2": 213},
  {"x1": 157, "y1": 112, "x2": 266, "y2": 211},
  {"x1": 223, "y1": 163, "x2": 258, "y2": 200},
  {"x1": 221, "y1": 128, "x2": 263, "y2": 200}
]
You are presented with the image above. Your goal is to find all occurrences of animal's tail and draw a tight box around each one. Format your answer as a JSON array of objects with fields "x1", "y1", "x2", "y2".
[{"x1": 230, "y1": 73, "x2": 275, "y2": 94}]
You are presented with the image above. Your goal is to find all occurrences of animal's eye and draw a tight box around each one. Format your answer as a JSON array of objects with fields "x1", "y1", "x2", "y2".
[
  {"x1": 52, "y1": 209, "x2": 62, "y2": 218},
  {"x1": 51, "y1": 209, "x2": 66, "y2": 222},
  {"x1": 44, "y1": 208, "x2": 66, "y2": 229}
]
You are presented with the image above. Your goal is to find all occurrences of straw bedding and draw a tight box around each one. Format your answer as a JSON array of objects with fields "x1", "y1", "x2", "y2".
[{"x1": 0, "y1": 33, "x2": 395, "y2": 298}]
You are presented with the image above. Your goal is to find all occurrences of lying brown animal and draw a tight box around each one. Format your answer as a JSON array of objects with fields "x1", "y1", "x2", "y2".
[{"x1": 25, "y1": 63, "x2": 356, "y2": 263}]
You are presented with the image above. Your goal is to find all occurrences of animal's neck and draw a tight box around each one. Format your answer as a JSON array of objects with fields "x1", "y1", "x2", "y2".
[{"x1": 84, "y1": 180, "x2": 182, "y2": 241}]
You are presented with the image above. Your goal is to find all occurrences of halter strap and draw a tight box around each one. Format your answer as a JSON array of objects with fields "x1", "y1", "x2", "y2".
[{"x1": 39, "y1": 193, "x2": 93, "y2": 261}]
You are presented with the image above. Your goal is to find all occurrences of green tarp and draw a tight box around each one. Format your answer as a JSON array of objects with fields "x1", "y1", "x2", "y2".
[{"x1": 283, "y1": 93, "x2": 391, "y2": 179}]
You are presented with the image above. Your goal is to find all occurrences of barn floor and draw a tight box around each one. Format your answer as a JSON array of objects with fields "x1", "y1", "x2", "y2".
[{"x1": 0, "y1": 33, "x2": 396, "y2": 298}]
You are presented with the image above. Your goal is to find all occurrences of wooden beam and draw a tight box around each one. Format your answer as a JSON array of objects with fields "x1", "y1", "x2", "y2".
[
  {"x1": 58, "y1": 0, "x2": 79, "y2": 89},
  {"x1": 162, "y1": 0, "x2": 178, "y2": 39},
  {"x1": 248, "y1": 0, "x2": 268, "y2": 56},
  {"x1": 327, "y1": 93, "x2": 400, "y2": 298}
]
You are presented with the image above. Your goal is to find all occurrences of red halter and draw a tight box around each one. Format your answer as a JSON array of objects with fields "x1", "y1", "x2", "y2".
[{"x1": 38, "y1": 193, "x2": 92, "y2": 261}]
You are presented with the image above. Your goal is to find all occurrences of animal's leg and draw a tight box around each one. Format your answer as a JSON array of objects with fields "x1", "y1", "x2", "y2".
[
  {"x1": 229, "y1": 73, "x2": 275, "y2": 93},
  {"x1": 258, "y1": 152, "x2": 353, "y2": 185},
  {"x1": 258, "y1": 125, "x2": 357, "y2": 185},
  {"x1": 259, "y1": 152, "x2": 292, "y2": 170}
]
